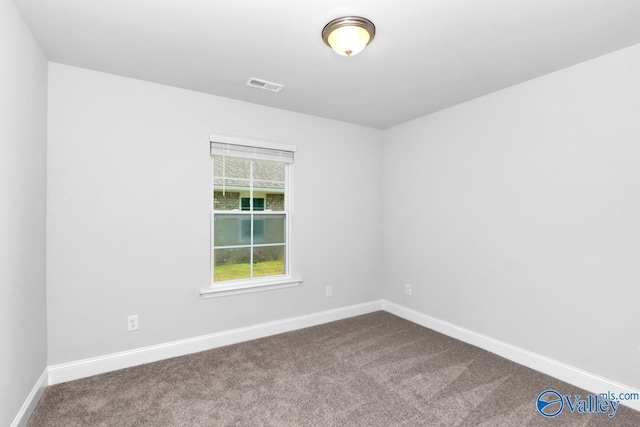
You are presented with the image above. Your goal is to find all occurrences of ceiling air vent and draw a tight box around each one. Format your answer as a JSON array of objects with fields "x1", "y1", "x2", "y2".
[{"x1": 246, "y1": 78, "x2": 284, "y2": 93}]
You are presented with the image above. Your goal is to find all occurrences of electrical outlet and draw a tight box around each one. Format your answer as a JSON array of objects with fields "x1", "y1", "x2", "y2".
[
  {"x1": 325, "y1": 285, "x2": 333, "y2": 297},
  {"x1": 405, "y1": 284, "x2": 412, "y2": 295},
  {"x1": 128, "y1": 315, "x2": 139, "y2": 331}
]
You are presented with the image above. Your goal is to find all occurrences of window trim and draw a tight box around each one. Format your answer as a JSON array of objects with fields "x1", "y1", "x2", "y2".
[
  {"x1": 200, "y1": 277, "x2": 303, "y2": 298},
  {"x1": 201, "y1": 134, "x2": 301, "y2": 298}
]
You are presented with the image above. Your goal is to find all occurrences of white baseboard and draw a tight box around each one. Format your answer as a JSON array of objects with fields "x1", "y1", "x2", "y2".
[
  {"x1": 382, "y1": 300, "x2": 640, "y2": 412},
  {"x1": 11, "y1": 368, "x2": 48, "y2": 427},
  {"x1": 48, "y1": 300, "x2": 384, "y2": 385}
]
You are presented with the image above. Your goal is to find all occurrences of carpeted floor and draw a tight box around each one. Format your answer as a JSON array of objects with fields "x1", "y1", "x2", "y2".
[{"x1": 28, "y1": 311, "x2": 640, "y2": 426}]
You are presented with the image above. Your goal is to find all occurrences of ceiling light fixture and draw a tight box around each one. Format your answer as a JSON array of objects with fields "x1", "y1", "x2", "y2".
[{"x1": 322, "y1": 16, "x2": 375, "y2": 57}]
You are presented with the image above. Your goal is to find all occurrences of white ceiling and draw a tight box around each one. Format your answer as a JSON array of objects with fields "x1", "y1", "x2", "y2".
[{"x1": 15, "y1": 0, "x2": 640, "y2": 129}]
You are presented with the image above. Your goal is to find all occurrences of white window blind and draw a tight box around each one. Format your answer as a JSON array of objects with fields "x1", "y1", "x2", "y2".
[{"x1": 210, "y1": 141, "x2": 294, "y2": 164}]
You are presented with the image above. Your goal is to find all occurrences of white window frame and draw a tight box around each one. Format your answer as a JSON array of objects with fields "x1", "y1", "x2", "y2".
[{"x1": 201, "y1": 134, "x2": 302, "y2": 298}]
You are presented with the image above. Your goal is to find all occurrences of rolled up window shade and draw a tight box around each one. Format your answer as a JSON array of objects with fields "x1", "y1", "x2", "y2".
[{"x1": 210, "y1": 141, "x2": 294, "y2": 164}]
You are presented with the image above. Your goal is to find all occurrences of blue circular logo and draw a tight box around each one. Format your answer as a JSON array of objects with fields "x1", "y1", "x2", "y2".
[{"x1": 537, "y1": 390, "x2": 564, "y2": 418}]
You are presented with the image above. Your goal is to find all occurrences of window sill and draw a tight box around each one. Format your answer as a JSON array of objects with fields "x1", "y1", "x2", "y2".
[{"x1": 200, "y1": 277, "x2": 303, "y2": 298}]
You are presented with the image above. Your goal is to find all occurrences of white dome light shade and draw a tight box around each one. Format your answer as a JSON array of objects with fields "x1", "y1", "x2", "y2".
[
  {"x1": 327, "y1": 26, "x2": 371, "y2": 56},
  {"x1": 322, "y1": 16, "x2": 375, "y2": 57}
]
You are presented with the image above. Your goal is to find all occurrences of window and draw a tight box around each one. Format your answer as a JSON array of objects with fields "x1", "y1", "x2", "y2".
[
  {"x1": 240, "y1": 198, "x2": 265, "y2": 242},
  {"x1": 203, "y1": 136, "x2": 299, "y2": 297},
  {"x1": 241, "y1": 197, "x2": 264, "y2": 211}
]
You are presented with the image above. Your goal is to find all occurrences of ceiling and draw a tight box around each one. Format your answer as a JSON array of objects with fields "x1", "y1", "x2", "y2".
[{"x1": 15, "y1": 0, "x2": 640, "y2": 129}]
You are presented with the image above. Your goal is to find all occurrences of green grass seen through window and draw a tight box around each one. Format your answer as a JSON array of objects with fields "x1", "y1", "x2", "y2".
[{"x1": 214, "y1": 260, "x2": 284, "y2": 282}]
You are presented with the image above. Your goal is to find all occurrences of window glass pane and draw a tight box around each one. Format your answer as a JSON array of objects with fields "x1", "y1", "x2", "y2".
[
  {"x1": 253, "y1": 215, "x2": 285, "y2": 244},
  {"x1": 240, "y1": 217, "x2": 252, "y2": 242},
  {"x1": 213, "y1": 178, "x2": 249, "y2": 188},
  {"x1": 265, "y1": 193, "x2": 285, "y2": 211},
  {"x1": 213, "y1": 156, "x2": 250, "y2": 211},
  {"x1": 253, "y1": 245, "x2": 285, "y2": 278},
  {"x1": 214, "y1": 248, "x2": 251, "y2": 281},
  {"x1": 213, "y1": 191, "x2": 240, "y2": 211},
  {"x1": 214, "y1": 214, "x2": 251, "y2": 246},
  {"x1": 253, "y1": 198, "x2": 265, "y2": 211},
  {"x1": 213, "y1": 156, "x2": 250, "y2": 179},
  {"x1": 253, "y1": 159, "x2": 284, "y2": 182},
  {"x1": 253, "y1": 159, "x2": 285, "y2": 212},
  {"x1": 241, "y1": 198, "x2": 265, "y2": 211}
]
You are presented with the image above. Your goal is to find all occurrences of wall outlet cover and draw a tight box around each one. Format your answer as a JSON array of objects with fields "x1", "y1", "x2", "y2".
[{"x1": 128, "y1": 315, "x2": 139, "y2": 331}]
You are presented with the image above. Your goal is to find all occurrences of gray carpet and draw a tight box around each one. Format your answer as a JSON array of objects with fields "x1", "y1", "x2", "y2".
[{"x1": 28, "y1": 312, "x2": 640, "y2": 426}]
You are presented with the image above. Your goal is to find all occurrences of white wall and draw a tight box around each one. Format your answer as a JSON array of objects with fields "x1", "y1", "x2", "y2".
[
  {"x1": 46, "y1": 63, "x2": 382, "y2": 364},
  {"x1": 382, "y1": 43, "x2": 640, "y2": 389},
  {"x1": 0, "y1": 0, "x2": 48, "y2": 425}
]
